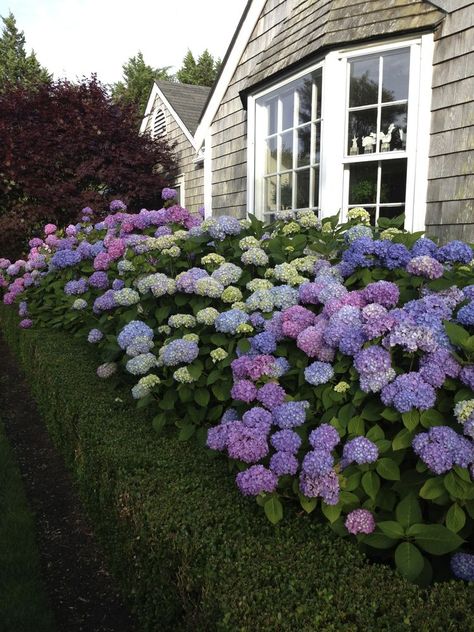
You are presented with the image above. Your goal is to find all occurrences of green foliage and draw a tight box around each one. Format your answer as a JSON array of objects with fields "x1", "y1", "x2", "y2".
[
  {"x1": 111, "y1": 51, "x2": 172, "y2": 115},
  {"x1": 176, "y1": 49, "x2": 221, "y2": 86},
  {"x1": 0, "y1": 12, "x2": 50, "y2": 90},
  {"x1": 2, "y1": 310, "x2": 474, "y2": 631}
]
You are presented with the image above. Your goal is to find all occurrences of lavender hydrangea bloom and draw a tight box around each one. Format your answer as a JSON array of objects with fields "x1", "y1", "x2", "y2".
[
  {"x1": 406, "y1": 256, "x2": 444, "y2": 280},
  {"x1": 271, "y1": 429, "x2": 302, "y2": 453},
  {"x1": 236, "y1": 465, "x2": 278, "y2": 495},
  {"x1": 117, "y1": 321, "x2": 154, "y2": 349},
  {"x1": 412, "y1": 426, "x2": 474, "y2": 474},
  {"x1": 64, "y1": 278, "x2": 88, "y2": 295},
  {"x1": 88, "y1": 271, "x2": 109, "y2": 289},
  {"x1": 302, "y1": 449, "x2": 334, "y2": 476},
  {"x1": 161, "y1": 187, "x2": 177, "y2": 200},
  {"x1": 161, "y1": 339, "x2": 199, "y2": 366},
  {"x1": 304, "y1": 361, "x2": 334, "y2": 385},
  {"x1": 227, "y1": 422, "x2": 269, "y2": 463},
  {"x1": 250, "y1": 331, "x2": 278, "y2": 355},
  {"x1": 450, "y1": 553, "x2": 474, "y2": 581},
  {"x1": 256, "y1": 382, "x2": 286, "y2": 410},
  {"x1": 207, "y1": 422, "x2": 231, "y2": 451},
  {"x1": 363, "y1": 281, "x2": 399, "y2": 308},
  {"x1": 208, "y1": 216, "x2": 242, "y2": 240},
  {"x1": 411, "y1": 237, "x2": 438, "y2": 257},
  {"x1": 51, "y1": 250, "x2": 81, "y2": 269},
  {"x1": 109, "y1": 199, "x2": 127, "y2": 211},
  {"x1": 231, "y1": 379, "x2": 258, "y2": 403},
  {"x1": 342, "y1": 437, "x2": 378, "y2": 467},
  {"x1": 460, "y1": 366, "x2": 474, "y2": 391},
  {"x1": 299, "y1": 470, "x2": 340, "y2": 504},
  {"x1": 270, "y1": 451, "x2": 299, "y2": 476},
  {"x1": 215, "y1": 309, "x2": 249, "y2": 334},
  {"x1": 87, "y1": 328, "x2": 103, "y2": 343},
  {"x1": 345, "y1": 509, "x2": 376, "y2": 535},
  {"x1": 436, "y1": 240, "x2": 473, "y2": 264},
  {"x1": 242, "y1": 407, "x2": 273, "y2": 431},
  {"x1": 222, "y1": 408, "x2": 240, "y2": 423},
  {"x1": 273, "y1": 401, "x2": 309, "y2": 429},
  {"x1": 381, "y1": 372, "x2": 436, "y2": 413},
  {"x1": 125, "y1": 353, "x2": 157, "y2": 375},
  {"x1": 457, "y1": 301, "x2": 474, "y2": 326},
  {"x1": 309, "y1": 424, "x2": 340, "y2": 451},
  {"x1": 93, "y1": 290, "x2": 117, "y2": 313}
]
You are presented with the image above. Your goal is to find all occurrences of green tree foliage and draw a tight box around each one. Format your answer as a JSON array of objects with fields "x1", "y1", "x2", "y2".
[
  {"x1": 0, "y1": 12, "x2": 50, "y2": 90},
  {"x1": 176, "y1": 49, "x2": 221, "y2": 87},
  {"x1": 112, "y1": 51, "x2": 172, "y2": 116}
]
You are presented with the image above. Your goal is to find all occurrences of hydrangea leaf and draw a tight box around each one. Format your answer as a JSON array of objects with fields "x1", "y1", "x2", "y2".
[
  {"x1": 396, "y1": 493, "x2": 422, "y2": 527},
  {"x1": 445, "y1": 503, "x2": 466, "y2": 534},
  {"x1": 395, "y1": 542, "x2": 424, "y2": 582},
  {"x1": 407, "y1": 523, "x2": 464, "y2": 555}
]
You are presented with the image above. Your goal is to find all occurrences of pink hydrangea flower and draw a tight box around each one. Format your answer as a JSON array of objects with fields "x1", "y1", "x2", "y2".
[
  {"x1": 44, "y1": 223, "x2": 57, "y2": 235},
  {"x1": 345, "y1": 509, "x2": 376, "y2": 535}
]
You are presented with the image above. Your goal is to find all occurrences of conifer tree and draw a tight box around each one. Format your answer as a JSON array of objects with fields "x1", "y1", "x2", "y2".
[{"x1": 0, "y1": 12, "x2": 50, "y2": 90}]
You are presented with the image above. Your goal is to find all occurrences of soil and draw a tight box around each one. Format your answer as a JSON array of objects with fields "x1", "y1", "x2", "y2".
[{"x1": 0, "y1": 336, "x2": 138, "y2": 632}]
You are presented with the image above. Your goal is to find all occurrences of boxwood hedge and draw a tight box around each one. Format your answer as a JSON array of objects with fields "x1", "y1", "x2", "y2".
[{"x1": 1, "y1": 307, "x2": 473, "y2": 631}]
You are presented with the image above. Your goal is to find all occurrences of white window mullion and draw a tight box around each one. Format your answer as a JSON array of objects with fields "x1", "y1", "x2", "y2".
[{"x1": 320, "y1": 50, "x2": 346, "y2": 219}]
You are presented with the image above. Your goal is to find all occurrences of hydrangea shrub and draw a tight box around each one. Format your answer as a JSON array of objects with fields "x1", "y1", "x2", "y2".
[{"x1": 2, "y1": 198, "x2": 474, "y2": 585}]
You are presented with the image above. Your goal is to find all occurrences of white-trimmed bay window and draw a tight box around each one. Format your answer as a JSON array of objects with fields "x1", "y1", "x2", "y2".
[{"x1": 248, "y1": 35, "x2": 434, "y2": 231}]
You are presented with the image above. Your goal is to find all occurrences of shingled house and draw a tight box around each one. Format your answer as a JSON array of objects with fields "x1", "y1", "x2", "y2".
[
  {"x1": 145, "y1": 1, "x2": 473, "y2": 241},
  {"x1": 141, "y1": 81, "x2": 211, "y2": 214}
]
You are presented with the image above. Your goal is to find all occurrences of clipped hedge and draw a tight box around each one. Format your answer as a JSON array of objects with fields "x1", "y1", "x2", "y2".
[{"x1": 1, "y1": 307, "x2": 473, "y2": 632}]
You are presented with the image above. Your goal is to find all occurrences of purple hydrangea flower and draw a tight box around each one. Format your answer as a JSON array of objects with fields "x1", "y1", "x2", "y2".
[
  {"x1": 273, "y1": 401, "x2": 309, "y2": 429},
  {"x1": 250, "y1": 331, "x2": 278, "y2": 355},
  {"x1": 363, "y1": 281, "x2": 399, "y2": 308},
  {"x1": 345, "y1": 509, "x2": 376, "y2": 535},
  {"x1": 64, "y1": 278, "x2": 88, "y2": 295},
  {"x1": 231, "y1": 379, "x2": 258, "y2": 403},
  {"x1": 270, "y1": 429, "x2": 302, "y2": 453},
  {"x1": 51, "y1": 249, "x2": 81, "y2": 269},
  {"x1": 299, "y1": 470, "x2": 340, "y2": 505},
  {"x1": 457, "y1": 301, "x2": 474, "y2": 326},
  {"x1": 236, "y1": 465, "x2": 278, "y2": 496},
  {"x1": 117, "y1": 320, "x2": 154, "y2": 349},
  {"x1": 161, "y1": 339, "x2": 199, "y2": 366},
  {"x1": 88, "y1": 271, "x2": 109, "y2": 289},
  {"x1": 436, "y1": 240, "x2": 473, "y2": 264},
  {"x1": 460, "y1": 366, "x2": 474, "y2": 391},
  {"x1": 411, "y1": 237, "x2": 438, "y2": 257},
  {"x1": 412, "y1": 426, "x2": 474, "y2": 474},
  {"x1": 302, "y1": 449, "x2": 334, "y2": 477},
  {"x1": 309, "y1": 424, "x2": 340, "y2": 451},
  {"x1": 87, "y1": 328, "x2": 103, "y2": 343},
  {"x1": 270, "y1": 451, "x2": 299, "y2": 476},
  {"x1": 256, "y1": 382, "x2": 286, "y2": 410},
  {"x1": 242, "y1": 407, "x2": 273, "y2": 431},
  {"x1": 381, "y1": 372, "x2": 436, "y2": 413},
  {"x1": 406, "y1": 255, "x2": 444, "y2": 279},
  {"x1": 227, "y1": 422, "x2": 269, "y2": 463},
  {"x1": 304, "y1": 361, "x2": 334, "y2": 386},
  {"x1": 342, "y1": 436, "x2": 378, "y2": 467},
  {"x1": 109, "y1": 199, "x2": 127, "y2": 211},
  {"x1": 450, "y1": 553, "x2": 474, "y2": 581}
]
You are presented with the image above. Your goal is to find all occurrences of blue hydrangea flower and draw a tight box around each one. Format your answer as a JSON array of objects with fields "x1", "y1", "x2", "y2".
[
  {"x1": 117, "y1": 321, "x2": 154, "y2": 350},
  {"x1": 214, "y1": 309, "x2": 249, "y2": 334},
  {"x1": 273, "y1": 401, "x2": 309, "y2": 429},
  {"x1": 161, "y1": 339, "x2": 199, "y2": 366},
  {"x1": 304, "y1": 361, "x2": 334, "y2": 385}
]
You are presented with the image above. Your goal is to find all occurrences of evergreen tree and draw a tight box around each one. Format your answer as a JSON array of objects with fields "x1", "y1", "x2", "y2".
[
  {"x1": 112, "y1": 51, "x2": 172, "y2": 116},
  {"x1": 176, "y1": 49, "x2": 221, "y2": 87},
  {"x1": 0, "y1": 12, "x2": 50, "y2": 90}
]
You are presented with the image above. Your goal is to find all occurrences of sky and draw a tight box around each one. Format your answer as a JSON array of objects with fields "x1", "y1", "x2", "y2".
[{"x1": 1, "y1": 0, "x2": 248, "y2": 84}]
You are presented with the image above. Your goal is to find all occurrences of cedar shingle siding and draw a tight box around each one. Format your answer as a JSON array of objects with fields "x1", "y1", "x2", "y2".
[
  {"x1": 425, "y1": 2, "x2": 474, "y2": 242},
  {"x1": 208, "y1": 0, "x2": 473, "y2": 241},
  {"x1": 143, "y1": 85, "x2": 209, "y2": 215}
]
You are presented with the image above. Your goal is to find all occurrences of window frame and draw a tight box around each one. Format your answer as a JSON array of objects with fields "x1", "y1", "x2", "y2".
[{"x1": 247, "y1": 34, "x2": 434, "y2": 232}]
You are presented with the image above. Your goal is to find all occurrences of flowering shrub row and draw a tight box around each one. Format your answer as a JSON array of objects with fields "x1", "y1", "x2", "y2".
[{"x1": 1, "y1": 195, "x2": 474, "y2": 585}]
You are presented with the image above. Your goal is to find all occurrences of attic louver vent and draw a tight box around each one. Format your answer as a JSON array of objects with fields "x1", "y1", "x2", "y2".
[{"x1": 153, "y1": 108, "x2": 166, "y2": 138}]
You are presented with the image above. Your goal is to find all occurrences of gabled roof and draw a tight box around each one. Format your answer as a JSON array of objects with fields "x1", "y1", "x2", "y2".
[{"x1": 155, "y1": 81, "x2": 211, "y2": 135}]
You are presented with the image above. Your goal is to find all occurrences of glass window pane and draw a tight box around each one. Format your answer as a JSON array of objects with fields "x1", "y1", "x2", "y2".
[
  {"x1": 348, "y1": 108, "x2": 377, "y2": 155},
  {"x1": 379, "y1": 205, "x2": 405, "y2": 220},
  {"x1": 280, "y1": 131, "x2": 293, "y2": 171},
  {"x1": 313, "y1": 69, "x2": 322, "y2": 120},
  {"x1": 296, "y1": 169, "x2": 310, "y2": 208},
  {"x1": 382, "y1": 50, "x2": 409, "y2": 103},
  {"x1": 297, "y1": 77, "x2": 313, "y2": 125},
  {"x1": 380, "y1": 159, "x2": 407, "y2": 203},
  {"x1": 280, "y1": 172, "x2": 292, "y2": 210},
  {"x1": 380, "y1": 105, "x2": 407, "y2": 151},
  {"x1": 314, "y1": 122, "x2": 321, "y2": 164},
  {"x1": 349, "y1": 162, "x2": 378, "y2": 205},
  {"x1": 265, "y1": 137, "x2": 277, "y2": 174},
  {"x1": 312, "y1": 166, "x2": 320, "y2": 207},
  {"x1": 349, "y1": 56, "x2": 379, "y2": 107},
  {"x1": 281, "y1": 91, "x2": 294, "y2": 130},
  {"x1": 265, "y1": 97, "x2": 278, "y2": 136},
  {"x1": 264, "y1": 176, "x2": 277, "y2": 213},
  {"x1": 297, "y1": 125, "x2": 311, "y2": 167}
]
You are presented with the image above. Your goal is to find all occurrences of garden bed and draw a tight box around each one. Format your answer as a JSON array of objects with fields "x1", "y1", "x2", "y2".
[{"x1": 1, "y1": 306, "x2": 473, "y2": 632}]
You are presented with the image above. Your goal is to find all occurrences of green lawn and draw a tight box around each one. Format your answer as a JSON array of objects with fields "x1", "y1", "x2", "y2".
[{"x1": 0, "y1": 419, "x2": 56, "y2": 632}]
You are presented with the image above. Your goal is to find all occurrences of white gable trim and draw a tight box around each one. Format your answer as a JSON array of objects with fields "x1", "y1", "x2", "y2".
[
  {"x1": 194, "y1": 0, "x2": 267, "y2": 148},
  {"x1": 140, "y1": 82, "x2": 200, "y2": 151}
]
